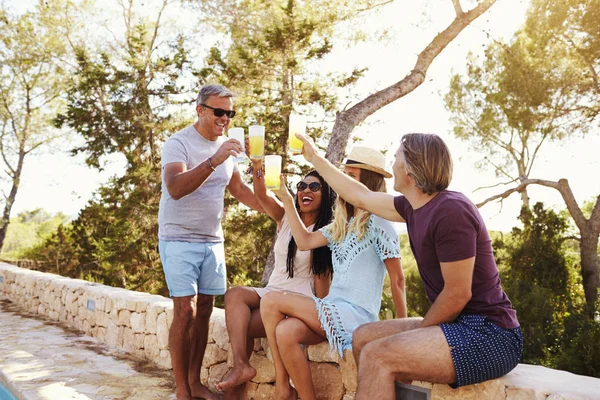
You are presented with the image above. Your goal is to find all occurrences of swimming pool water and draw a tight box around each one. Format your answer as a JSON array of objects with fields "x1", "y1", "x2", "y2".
[{"x1": 0, "y1": 382, "x2": 17, "y2": 400}]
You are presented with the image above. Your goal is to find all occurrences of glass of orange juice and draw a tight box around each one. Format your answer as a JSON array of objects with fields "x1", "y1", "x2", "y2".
[
  {"x1": 264, "y1": 155, "x2": 282, "y2": 190},
  {"x1": 288, "y1": 113, "x2": 306, "y2": 155},
  {"x1": 249, "y1": 125, "x2": 265, "y2": 160}
]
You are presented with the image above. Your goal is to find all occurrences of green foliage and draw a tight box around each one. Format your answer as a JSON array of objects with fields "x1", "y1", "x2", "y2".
[
  {"x1": 27, "y1": 7, "x2": 193, "y2": 296},
  {"x1": 0, "y1": 209, "x2": 69, "y2": 259},
  {"x1": 193, "y1": 0, "x2": 374, "y2": 173},
  {"x1": 495, "y1": 203, "x2": 585, "y2": 366},
  {"x1": 223, "y1": 206, "x2": 277, "y2": 286},
  {"x1": 0, "y1": 1, "x2": 78, "y2": 250},
  {"x1": 555, "y1": 304, "x2": 600, "y2": 378},
  {"x1": 380, "y1": 233, "x2": 429, "y2": 319}
]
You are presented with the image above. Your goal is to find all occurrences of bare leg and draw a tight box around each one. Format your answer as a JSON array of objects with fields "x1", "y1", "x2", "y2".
[
  {"x1": 260, "y1": 291, "x2": 327, "y2": 400},
  {"x1": 218, "y1": 287, "x2": 263, "y2": 391},
  {"x1": 355, "y1": 325, "x2": 456, "y2": 400},
  {"x1": 188, "y1": 294, "x2": 219, "y2": 400},
  {"x1": 170, "y1": 295, "x2": 196, "y2": 400},
  {"x1": 352, "y1": 317, "x2": 422, "y2": 365},
  {"x1": 223, "y1": 308, "x2": 264, "y2": 400},
  {"x1": 276, "y1": 317, "x2": 326, "y2": 400}
]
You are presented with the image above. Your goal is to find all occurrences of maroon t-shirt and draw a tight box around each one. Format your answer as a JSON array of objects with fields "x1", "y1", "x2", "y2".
[{"x1": 394, "y1": 191, "x2": 519, "y2": 329}]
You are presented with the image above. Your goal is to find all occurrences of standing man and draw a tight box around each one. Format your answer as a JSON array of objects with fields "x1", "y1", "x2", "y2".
[
  {"x1": 295, "y1": 132, "x2": 522, "y2": 400},
  {"x1": 158, "y1": 84, "x2": 263, "y2": 400}
]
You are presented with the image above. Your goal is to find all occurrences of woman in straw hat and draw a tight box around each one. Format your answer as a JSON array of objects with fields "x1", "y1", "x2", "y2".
[{"x1": 260, "y1": 146, "x2": 407, "y2": 400}]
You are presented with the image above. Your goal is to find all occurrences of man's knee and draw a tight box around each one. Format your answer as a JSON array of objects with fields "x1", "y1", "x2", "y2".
[
  {"x1": 173, "y1": 296, "x2": 196, "y2": 324},
  {"x1": 196, "y1": 294, "x2": 214, "y2": 318},
  {"x1": 352, "y1": 323, "x2": 373, "y2": 355}
]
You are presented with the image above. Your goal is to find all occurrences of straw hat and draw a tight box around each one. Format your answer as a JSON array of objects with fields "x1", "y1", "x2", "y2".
[{"x1": 342, "y1": 146, "x2": 392, "y2": 178}]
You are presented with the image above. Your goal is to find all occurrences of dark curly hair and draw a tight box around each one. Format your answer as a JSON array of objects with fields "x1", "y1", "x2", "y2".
[{"x1": 286, "y1": 170, "x2": 336, "y2": 278}]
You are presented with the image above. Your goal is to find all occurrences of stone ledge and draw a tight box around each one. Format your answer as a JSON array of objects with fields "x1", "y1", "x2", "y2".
[{"x1": 1, "y1": 262, "x2": 599, "y2": 399}]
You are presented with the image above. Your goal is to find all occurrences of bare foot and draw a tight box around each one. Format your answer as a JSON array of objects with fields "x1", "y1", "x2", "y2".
[
  {"x1": 216, "y1": 364, "x2": 256, "y2": 392},
  {"x1": 223, "y1": 384, "x2": 245, "y2": 400},
  {"x1": 190, "y1": 383, "x2": 220, "y2": 400},
  {"x1": 175, "y1": 387, "x2": 193, "y2": 400},
  {"x1": 275, "y1": 386, "x2": 298, "y2": 400}
]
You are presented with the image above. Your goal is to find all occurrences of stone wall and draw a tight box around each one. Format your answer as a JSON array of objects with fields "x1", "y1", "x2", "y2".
[{"x1": 1, "y1": 262, "x2": 599, "y2": 400}]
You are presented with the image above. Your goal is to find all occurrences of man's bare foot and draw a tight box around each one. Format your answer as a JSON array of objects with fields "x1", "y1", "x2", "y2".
[
  {"x1": 216, "y1": 364, "x2": 256, "y2": 392},
  {"x1": 190, "y1": 382, "x2": 220, "y2": 400},
  {"x1": 175, "y1": 387, "x2": 193, "y2": 400},
  {"x1": 275, "y1": 386, "x2": 298, "y2": 400},
  {"x1": 223, "y1": 383, "x2": 245, "y2": 400}
]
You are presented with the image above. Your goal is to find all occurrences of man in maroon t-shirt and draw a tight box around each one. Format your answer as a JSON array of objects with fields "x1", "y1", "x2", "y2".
[{"x1": 294, "y1": 132, "x2": 522, "y2": 399}]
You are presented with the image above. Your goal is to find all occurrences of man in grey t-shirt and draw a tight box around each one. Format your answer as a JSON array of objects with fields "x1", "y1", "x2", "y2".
[{"x1": 158, "y1": 84, "x2": 262, "y2": 400}]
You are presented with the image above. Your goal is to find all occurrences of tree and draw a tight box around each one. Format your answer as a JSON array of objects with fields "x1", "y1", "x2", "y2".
[
  {"x1": 34, "y1": 0, "x2": 195, "y2": 294},
  {"x1": 190, "y1": 0, "x2": 388, "y2": 284},
  {"x1": 0, "y1": 2, "x2": 78, "y2": 251},
  {"x1": 192, "y1": 0, "x2": 497, "y2": 285},
  {"x1": 495, "y1": 203, "x2": 583, "y2": 365},
  {"x1": 324, "y1": 0, "x2": 498, "y2": 162},
  {"x1": 445, "y1": 0, "x2": 600, "y2": 308}
]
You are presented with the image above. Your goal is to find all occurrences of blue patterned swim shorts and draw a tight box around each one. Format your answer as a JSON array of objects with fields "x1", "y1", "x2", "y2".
[{"x1": 440, "y1": 315, "x2": 523, "y2": 388}]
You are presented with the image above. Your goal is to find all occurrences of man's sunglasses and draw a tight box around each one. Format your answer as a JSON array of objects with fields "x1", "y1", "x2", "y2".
[
  {"x1": 200, "y1": 104, "x2": 236, "y2": 118},
  {"x1": 296, "y1": 181, "x2": 322, "y2": 192}
]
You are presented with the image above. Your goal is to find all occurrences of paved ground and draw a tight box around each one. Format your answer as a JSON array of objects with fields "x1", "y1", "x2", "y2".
[{"x1": 0, "y1": 299, "x2": 176, "y2": 400}]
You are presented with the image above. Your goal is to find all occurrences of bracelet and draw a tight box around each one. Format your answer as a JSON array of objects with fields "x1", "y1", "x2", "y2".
[{"x1": 207, "y1": 157, "x2": 216, "y2": 171}]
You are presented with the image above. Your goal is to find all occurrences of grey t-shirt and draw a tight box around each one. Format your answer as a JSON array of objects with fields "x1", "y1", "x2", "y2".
[{"x1": 158, "y1": 125, "x2": 238, "y2": 243}]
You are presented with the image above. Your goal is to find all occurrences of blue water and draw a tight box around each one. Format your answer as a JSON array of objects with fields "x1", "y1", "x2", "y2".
[{"x1": 0, "y1": 383, "x2": 17, "y2": 400}]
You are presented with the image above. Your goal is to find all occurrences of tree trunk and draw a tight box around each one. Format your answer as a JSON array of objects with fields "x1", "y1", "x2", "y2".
[
  {"x1": 260, "y1": 236, "x2": 277, "y2": 286},
  {"x1": 580, "y1": 227, "x2": 599, "y2": 308},
  {"x1": 478, "y1": 180, "x2": 600, "y2": 310},
  {"x1": 0, "y1": 152, "x2": 25, "y2": 252},
  {"x1": 325, "y1": 0, "x2": 498, "y2": 163}
]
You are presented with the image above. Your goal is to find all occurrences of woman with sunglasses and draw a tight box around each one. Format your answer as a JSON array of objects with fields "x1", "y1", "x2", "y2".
[
  {"x1": 217, "y1": 159, "x2": 336, "y2": 398},
  {"x1": 260, "y1": 146, "x2": 406, "y2": 400}
]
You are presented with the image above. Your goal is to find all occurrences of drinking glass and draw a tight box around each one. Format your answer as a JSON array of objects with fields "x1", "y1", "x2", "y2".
[
  {"x1": 249, "y1": 125, "x2": 265, "y2": 160},
  {"x1": 228, "y1": 127, "x2": 246, "y2": 162},
  {"x1": 264, "y1": 155, "x2": 282, "y2": 190},
  {"x1": 288, "y1": 113, "x2": 306, "y2": 155}
]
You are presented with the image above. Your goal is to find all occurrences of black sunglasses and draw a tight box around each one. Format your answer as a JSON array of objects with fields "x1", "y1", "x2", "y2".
[
  {"x1": 296, "y1": 181, "x2": 322, "y2": 192},
  {"x1": 200, "y1": 104, "x2": 236, "y2": 118}
]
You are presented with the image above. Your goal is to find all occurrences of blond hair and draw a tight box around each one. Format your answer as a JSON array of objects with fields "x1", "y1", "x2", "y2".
[{"x1": 328, "y1": 169, "x2": 386, "y2": 243}]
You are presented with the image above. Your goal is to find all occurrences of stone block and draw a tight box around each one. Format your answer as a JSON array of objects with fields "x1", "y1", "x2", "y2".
[
  {"x1": 96, "y1": 327, "x2": 107, "y2": 343},
  {"x1": 211, "y1": 316, "x2": 229, "y2": 349},
  {"x1": 118, "y1": 309, "x2": 132, "y2": 327},
  {"x1": 254, "y1": 383, "x2": 276, "y2": 400},
  {"x1": 308, "y1": 341, "x2": 339, "y2": 363},
  {"x1": 156, "y1": 312, "x2": 169, "y2": 350},
  {"x1": 310, "y1": 362, "x2": 343, "y2": 400},
  {"x1": 506, "y1": 387, "x2": 547, "y2": 400},
  {"x1": 157, "y1": 349, "x2": 172, "y2": 370},
  {"x1": 242, "y1": 381, "x2": 259, "y2": 399},
  {"x1": 95, "y1": 296, "x2": 106, "y2": 313},
  {"x1": 204, "y1": 343, "x2": 228, "y2": 367},
  {"x1": 123, "y1": 327, "x2": 136, "y2": 353},
  {"x1": 200, "y1": 367, "x2": 209, "y2": 387},
  {"x1": 106, "y1": 322, "x2": 124, "y2": 348},
  {"x1": 339, "y1": 350, "x2": 357, "y2": 393},
  {"x1": 208, "y1": 362, "x2": 229, "y2": 392},
  {"x1": 144, "y1": 334, "x2": 160, "y2": 361},
  {"x1": 146, "y1": 305, "x2": 158, "y2": 334},
  {"x1": 249, "y1": 352, "x2": 275, "y2": 383},
  {"x1": 134, "y1": 333, "x2": 145, "y2": 350},
  {"x1": 130, "y1": 312, "x2": 146, "y2": 333}
]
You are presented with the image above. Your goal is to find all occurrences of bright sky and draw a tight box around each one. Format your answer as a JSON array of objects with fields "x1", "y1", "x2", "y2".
[{"x1": 6, "y1": 0, "x2": 600, "y2": 232}]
